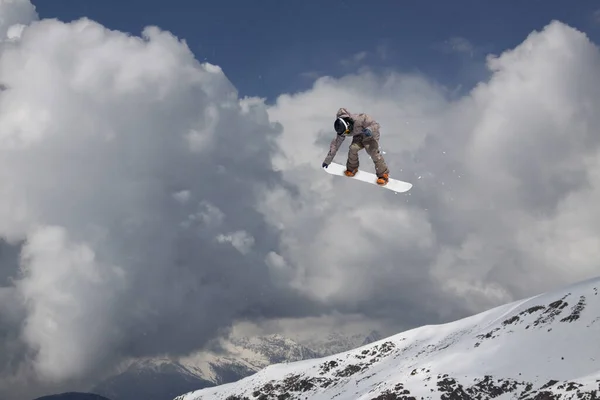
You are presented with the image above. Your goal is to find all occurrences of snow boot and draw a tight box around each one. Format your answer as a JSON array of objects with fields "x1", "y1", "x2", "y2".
[
  {"x1": 377, "y1": 173, "x2": 389, "y2": 186},
  {"x1": 344, "y1": 168, "x2": 358, "y2": 177}
]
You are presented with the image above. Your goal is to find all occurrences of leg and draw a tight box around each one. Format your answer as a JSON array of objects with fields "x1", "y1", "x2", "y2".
[
  {"x1": 345, "y1": 136, "x2": 363, "y2": 176},
  {"x1": 363, "y1": 136, "x2": 389, "y2": 185}
]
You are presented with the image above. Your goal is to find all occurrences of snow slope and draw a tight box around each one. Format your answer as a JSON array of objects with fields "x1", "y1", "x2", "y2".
[{"x1": 175, "y1": 276, "x2": 600, "y2": 399}]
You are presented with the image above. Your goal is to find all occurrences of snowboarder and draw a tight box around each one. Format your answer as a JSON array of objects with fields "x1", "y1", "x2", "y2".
[{"x1": 322, "y1": 107, "x2": 389, "y2": 185}]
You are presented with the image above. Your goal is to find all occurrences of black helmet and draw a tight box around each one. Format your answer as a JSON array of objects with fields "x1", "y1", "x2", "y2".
[{"x1": 334, "y1": 117, "x2": 352, "y2": 135}]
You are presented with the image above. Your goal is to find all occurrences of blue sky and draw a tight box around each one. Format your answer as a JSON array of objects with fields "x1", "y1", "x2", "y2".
[{"x1": 30, "y1": 0, "x2": 600, "y2": 102}]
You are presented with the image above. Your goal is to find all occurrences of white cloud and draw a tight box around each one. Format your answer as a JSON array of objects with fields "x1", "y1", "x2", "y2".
[
  {"x1": 0, "y1": 6, "x2": 288, "y2": 397},
  {"x1": 216, "y1": 230, "x2": 255, "y2": 254},
  {"x1": 265, "y1": 251, "x2": 293, "y2": 284},
  {"x1": 173, "y1": 189, "x2": 191, "y2": 204},
  {"x1": 0, "y1": 0, "x2": 36, "y2": 41},
  {"x1": 15, "y1": 225, "x2": 126, "y2": 382},
  {"x1": 264, "y1": 20, "x2": 600, "y2": 318}
]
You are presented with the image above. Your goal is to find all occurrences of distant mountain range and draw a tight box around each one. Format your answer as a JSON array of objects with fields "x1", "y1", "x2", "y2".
[
  {"x1": 86, "y1": 330, "x2": 381, "y2": 400},
  {"x1": 286, "y1": 329, "x2": 382, "y2": 358}
]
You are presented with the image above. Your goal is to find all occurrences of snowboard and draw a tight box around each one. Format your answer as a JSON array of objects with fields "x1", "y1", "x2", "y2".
[{"x1": 322, "y1": 162, "x2": 412, "y2": 193}]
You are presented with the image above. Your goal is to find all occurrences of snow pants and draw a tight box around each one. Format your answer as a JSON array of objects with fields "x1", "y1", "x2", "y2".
[{"x1": 346, "y1": 132, "x2": 389, "y2": 177}]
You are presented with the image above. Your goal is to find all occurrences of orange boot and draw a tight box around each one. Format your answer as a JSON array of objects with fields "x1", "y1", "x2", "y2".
[
  {"x1": 344, "y1": 168, "x2": 357, "y2": 177},
  {"x1": 377, "y1": 173, "x2": 389, "y2": 186}
]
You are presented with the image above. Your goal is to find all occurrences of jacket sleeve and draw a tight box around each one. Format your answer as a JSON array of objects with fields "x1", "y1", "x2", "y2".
[
  {"x1": 323, "y1": 134, "x2": 345, "y2": 164},
  {"x1": 358, "y1": 113, "x2": 380, "y2": 134}
]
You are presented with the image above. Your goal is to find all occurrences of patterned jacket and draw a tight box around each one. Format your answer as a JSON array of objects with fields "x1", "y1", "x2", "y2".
[{"x1": 323, "y1": 107, "x2": 381, "y2": 165}]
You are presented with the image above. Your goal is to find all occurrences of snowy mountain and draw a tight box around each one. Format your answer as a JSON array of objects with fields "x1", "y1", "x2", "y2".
[
  {"x1": 93, "y1": 334, "x2": 327, "y2": 400},
  {"x1": 92, "y1": 358, "x2": 213, "y2": 400},
  {"x1": 176, "y1": 334, "x2": 322, "y2": 385},
  {"x1": 293, "y1": 330, "x2": 382, "y2": 357},
  {"x1": 175, "y1": 276, "x2": 600, "y2": 400},
  {"x1": 224, "y1": 334, "x2": 322, "y2": 367}
]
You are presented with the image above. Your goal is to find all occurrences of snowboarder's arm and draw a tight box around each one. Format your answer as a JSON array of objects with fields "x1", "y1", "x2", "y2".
[
  {"x1": 323, "y1": 134, "x2": 345, "y2": 165},
  {"x1": 358, "y1": 114, "x2": 380, "y2": 136}
]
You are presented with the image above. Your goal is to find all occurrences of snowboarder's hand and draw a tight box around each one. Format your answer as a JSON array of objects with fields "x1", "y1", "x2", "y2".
[
  {"x1": 322, "y1": 162, "x2": 328, "y2": 168},
  {"x1": 362, "y1": 128, "x2": 372, "y2": 137}
]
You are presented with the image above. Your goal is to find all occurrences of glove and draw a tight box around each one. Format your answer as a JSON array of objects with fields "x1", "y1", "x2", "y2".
[
  {"x1": 322, "y1": 162, "x2": 328, "y2": 168},
  {"x1": 362, "y1": 128, "x2": 372, "y2": 137}
]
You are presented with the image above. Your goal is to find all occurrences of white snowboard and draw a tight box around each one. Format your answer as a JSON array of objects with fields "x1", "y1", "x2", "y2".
[{"x1": 322, "y1": 162, "x2": 412, "y2": 193}]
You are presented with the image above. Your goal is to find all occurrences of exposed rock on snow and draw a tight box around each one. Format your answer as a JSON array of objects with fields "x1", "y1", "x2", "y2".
[{"x1": 175, "y1": 277, "x2": 600, "y2": 400}]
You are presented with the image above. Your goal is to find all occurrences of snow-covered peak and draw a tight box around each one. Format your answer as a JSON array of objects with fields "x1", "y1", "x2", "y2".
[
  {"x1": 227, "y1": 334, "x2": 321, "y2": 365},
  {"x1": 175, "y1": 276, "x2": 600, "y2": 399},
  {"x1": 293, "y1": 330, "x2": 378, "y2": 357},
  {"x1": 176, "y1": 333, "x2": 319, "y2": 384},
  {"x1": 93, "y1": 331, "x2": 362, "y2": 399}
]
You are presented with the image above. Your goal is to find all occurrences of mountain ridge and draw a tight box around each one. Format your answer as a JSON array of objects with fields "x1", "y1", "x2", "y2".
[
  {"x1": 92, "y1": 331, "x2": 375, "y2": 400},
  {"x1": 174, "y1": 276, "x2": 600, "y2": 400}
]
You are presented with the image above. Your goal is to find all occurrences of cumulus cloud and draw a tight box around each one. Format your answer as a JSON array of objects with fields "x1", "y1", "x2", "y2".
[
  {"x1": 264, "y1": 20, "x2": 600, "y2": 323},
  {"x1": 0, "y1": 4, "x2": 316, "y2": 397},
  {"x1": 0, "y1": 0, "x2": 36, "y2": 40},
  {"x1": 15, "y1": 226, "x2": 127, "y2": 381}
]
